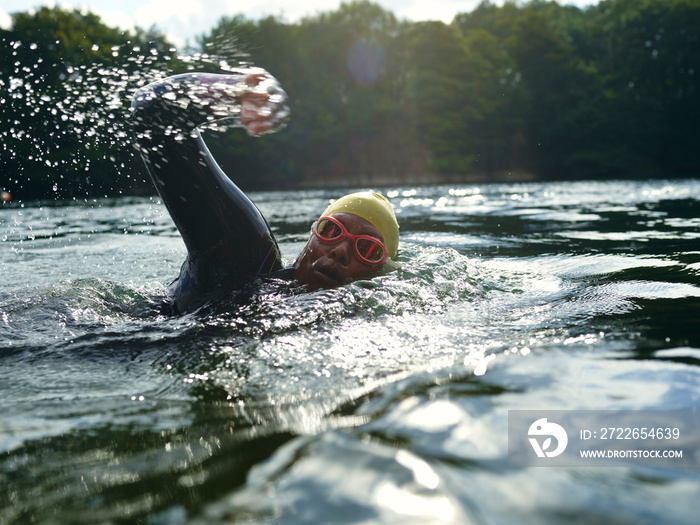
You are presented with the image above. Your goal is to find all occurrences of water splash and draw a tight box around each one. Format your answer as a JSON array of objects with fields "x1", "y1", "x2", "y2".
[{"x1": 0, "y1": 32, "x2": 250, "y2": 201}]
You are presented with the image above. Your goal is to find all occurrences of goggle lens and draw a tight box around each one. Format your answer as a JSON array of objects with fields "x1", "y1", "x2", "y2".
[
  {"x1": 356, "y1": 238, "x2": 385, "y2": 263},
  {"x1": 315, "y1": 218, "x2": 343, "y2": 240}
]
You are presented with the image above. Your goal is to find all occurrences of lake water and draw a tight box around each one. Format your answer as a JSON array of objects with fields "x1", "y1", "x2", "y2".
[{"x1": 1, "y1": 178, "x2": 699, "y2": 524}]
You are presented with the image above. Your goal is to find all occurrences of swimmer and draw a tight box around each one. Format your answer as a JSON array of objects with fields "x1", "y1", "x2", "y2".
[{"x1": 131, "y1": 69, "x2": 399, "y2": 313}]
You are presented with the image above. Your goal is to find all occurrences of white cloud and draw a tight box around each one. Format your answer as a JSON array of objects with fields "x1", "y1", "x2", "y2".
[
  {"x1": 133, "y1": 0, "x2": 206, "y2": 46},
  {"x1": 90, "y1": 8, "x2": 137, "y2": 35},
  {"x1": 134, "y1": 0, "x2": 204, "y2": 27}
]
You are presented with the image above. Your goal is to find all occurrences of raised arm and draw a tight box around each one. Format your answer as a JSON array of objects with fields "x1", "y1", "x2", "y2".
[{"x1": 131, "y1": 70, "x2": 290, "y2": 311}]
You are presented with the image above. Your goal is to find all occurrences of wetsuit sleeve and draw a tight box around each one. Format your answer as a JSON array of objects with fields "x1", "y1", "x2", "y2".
[{"x1": 130, "y1": 72, "x2": 289, "y2": 311}]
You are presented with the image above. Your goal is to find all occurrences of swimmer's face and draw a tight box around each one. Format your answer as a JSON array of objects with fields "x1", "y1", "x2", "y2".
[{"x1": 293, "y1": 213, "x2": 385, "y2": 290}]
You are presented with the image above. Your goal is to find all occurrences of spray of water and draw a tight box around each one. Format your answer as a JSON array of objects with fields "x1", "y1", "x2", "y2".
[{"x1": 0, "y1": 14, "x2": 249, "y2": 202}]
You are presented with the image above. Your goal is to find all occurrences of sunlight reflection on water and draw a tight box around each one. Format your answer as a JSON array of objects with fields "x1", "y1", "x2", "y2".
[{"x1": 1, "y1": 179, "x2": 699, "y2": 523}]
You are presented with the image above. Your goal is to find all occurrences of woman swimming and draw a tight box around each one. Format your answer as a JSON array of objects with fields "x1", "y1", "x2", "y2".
[{"x1": 131, "y1": 68, "x2": 399, "y2": 313}]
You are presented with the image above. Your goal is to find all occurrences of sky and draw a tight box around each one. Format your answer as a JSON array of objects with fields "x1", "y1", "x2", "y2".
[{"x1": 0, "y1": 0, "x2": 596, "y2": 49}]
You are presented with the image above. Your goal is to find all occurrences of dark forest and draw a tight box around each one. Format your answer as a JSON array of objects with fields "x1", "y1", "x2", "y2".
[{"x1": 1, "y1": 0, "x2": 698, "y2": 200}]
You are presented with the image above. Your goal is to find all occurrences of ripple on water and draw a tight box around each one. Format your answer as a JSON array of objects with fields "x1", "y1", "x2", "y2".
[{"x1": 1, "y1": 182, "x2": 700, "y2": 524}]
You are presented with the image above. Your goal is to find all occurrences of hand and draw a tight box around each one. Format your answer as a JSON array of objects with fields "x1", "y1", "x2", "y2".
[{"x1": 238, "y1": 69, "x2": 290, "y2": 137}]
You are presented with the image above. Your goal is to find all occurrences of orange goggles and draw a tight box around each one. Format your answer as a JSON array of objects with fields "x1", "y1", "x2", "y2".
[{"x1": 312, "y1": 216, "x2": 388, "y2": 265}]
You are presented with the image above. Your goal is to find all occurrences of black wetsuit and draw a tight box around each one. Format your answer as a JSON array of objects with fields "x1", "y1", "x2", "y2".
[{"x1": 131, "y1": 73, "x2": 286, "y2": 313}]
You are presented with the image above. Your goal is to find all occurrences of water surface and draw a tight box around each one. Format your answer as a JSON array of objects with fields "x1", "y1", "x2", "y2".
[{"x1": 1, "y1": 179, "x2": 699, "y2": 524}]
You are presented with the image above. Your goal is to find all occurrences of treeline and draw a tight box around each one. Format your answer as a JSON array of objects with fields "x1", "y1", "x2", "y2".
[{"x1": 1, "y1": 0, "x2": 699, "y2": 200}]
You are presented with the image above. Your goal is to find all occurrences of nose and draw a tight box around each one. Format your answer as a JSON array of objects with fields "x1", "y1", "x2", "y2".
[{"x1": 329, "y1": 239, "x2": 352, "y2": 265}]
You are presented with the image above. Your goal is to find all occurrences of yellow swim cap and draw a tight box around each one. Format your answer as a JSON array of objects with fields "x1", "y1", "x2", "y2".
[{"x1": 322, "y1": 191, "x2": 400, "y2": 259}]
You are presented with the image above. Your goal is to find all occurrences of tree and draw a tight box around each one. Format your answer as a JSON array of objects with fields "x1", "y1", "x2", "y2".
[
  {"x1": 587, "y1": 0, "x2": 700, "y2": 176},
  {"x1": 292, "y1": 1, "x2": 410, "y2": 184},
  {"x1": 458, "y1": 27, "x2": 525, "y2": 176},
  {"x1": 200, "y1": 1, "x2": 414, "y2": 188},
  {"x1": 3, "y1": 0, "x2": 698, "y2": 200},
  {"x1": 401, "y1": 22, "x2": 475, "y2": 174}
]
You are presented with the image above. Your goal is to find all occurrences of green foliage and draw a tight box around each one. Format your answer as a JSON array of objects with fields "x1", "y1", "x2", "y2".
[
  {"x1": 586, "y1": 0, "x2": 700, "y2": 175},
  {"x1": 2, "y1": 0, "x2": 699, "y2": 200}
]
